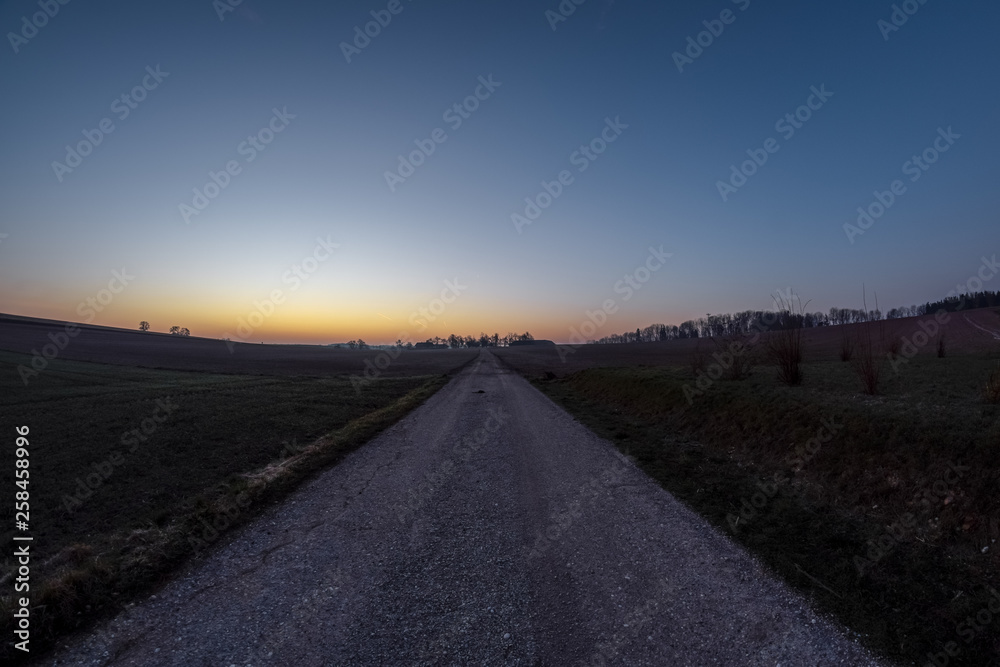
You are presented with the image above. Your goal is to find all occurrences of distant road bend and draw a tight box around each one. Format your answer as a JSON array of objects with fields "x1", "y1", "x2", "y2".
[{"x1": 48, "y1": 351, "x2": 883, "y2": 666}]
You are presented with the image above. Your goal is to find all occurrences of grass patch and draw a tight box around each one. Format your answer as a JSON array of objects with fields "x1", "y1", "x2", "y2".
[
  {"x1": 509, "y1": 354, "x2": 1000, "y2": 666},
  {"x1": 0, "y1": 350, "x2": 458, "y2": 663}
]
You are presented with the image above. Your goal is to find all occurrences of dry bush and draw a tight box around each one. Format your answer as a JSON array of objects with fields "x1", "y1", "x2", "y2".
[
  {"x1": 985, "y1": 363, "x2": 1000, "y2": 404},
  {"x1": 839, "y1": 329, "x2": 854, "y2": 362},
  {"x1": 851, "y1": 290, "x2": 887, "y2": 395},
  {"x1": 853, "y1": 340, "x2": 884, "y2": 394},
  {"x1": 886, "y1": 335, "x2": 902, "y2": 359},
  {"x1": 715, "y1": 334, "x2": 757, "y2": 381},
  {"x1": 767, "y1": 294, "x2": 807, "y2": 386}
]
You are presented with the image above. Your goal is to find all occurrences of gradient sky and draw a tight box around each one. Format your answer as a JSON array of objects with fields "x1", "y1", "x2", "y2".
[{"x1": 1, "y1": 0, "x2": 998, "y2": 344}]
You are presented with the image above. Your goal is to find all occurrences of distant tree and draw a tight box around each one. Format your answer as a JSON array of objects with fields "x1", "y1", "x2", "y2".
[
  {"x1": 180, "y1": 328, "x2": 190, "y2": 337},
  {"x1": 169, "y1": 326, "x2": 181, "y2": 335},
  {"x1": 357, "y1": 339, "x2": 368, "y2": 349},
  {"x1": 139, "y1": 321, "x2": 150, "y2": 332}
]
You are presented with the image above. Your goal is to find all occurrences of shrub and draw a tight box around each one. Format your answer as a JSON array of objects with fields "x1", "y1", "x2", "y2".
[
  {"x1": 715, "y1": 334, "x2": 757, "y2": 381},
  {"x1": 767, "y1": 293, "x2": 807, "y2": 386},
  {"x1": 887, "y1": 335, "x2": 902, "y2": 359},
  {"x1": 839, "y1": 329, "x2": 854, "y2": 362},
  {"x1": 985, "y1": 363, "x2": 1000, "y2": 404},
  {"x1": 851, "y1": 290, "x2": 886, "y2": 395}
]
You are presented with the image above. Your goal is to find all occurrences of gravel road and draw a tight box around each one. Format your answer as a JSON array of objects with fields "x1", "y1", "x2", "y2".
[{"x1": 45, "y1": 351, "x2": 885, "y2": 666}]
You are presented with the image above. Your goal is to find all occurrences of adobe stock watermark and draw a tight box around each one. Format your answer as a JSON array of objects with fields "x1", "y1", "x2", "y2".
[
  {"x1": 544, "y1": 0, "x2": 587, "y2": 31},
  {"x1": 16, "y1": 268, "x2": 135, "y2": 385},
  {"x1": 683, "y1": 288, "x2": 799, "y2": 403},
  {"x1": 51, "y1": 65, "x2": 170, "y2": 183},
  {"x1": 853, "y1": 460, "x2": 969, "y2": 578},
  {"x1": 717, "y1": 84, "x2": 833, "y2": 202},
  {"x1": 61, "y1": 398, "x2": 179, "y2": 513},
  {"x1": 878, "y1": 0, "x2": 931, "y2": 41},
  {"x1": 384, "y1": 75, "x2": 501, "y2": 192},
  {"x1": 843, "y1": 126, "x2": 960, "y2": 244},
  {"x1": 672, "y1": 0, "x2": 751, "y2": 73},
  {"x1": 213, "y1": 0, "x2": 243, "y2": 22},
  {"x1": 583, "y1": 579, "x2": 677, "y2": 666},
  {"x1": 511, "y1": 116, "x2": 628, "y2": 234},
  {"x1": 350, "y1": 277, "x2": 469, "y2": 393},
  {"x1": 727, "y1": 416, "x2": 844, "y2": 532},
  {"x1": 527, "y1": 453, "x2": 630, "y2": 560},
  {"x1": 179, "y1": 107, "x2": 296, "y2": 224},
  {"x1": 7, "y1": 0, "x2": 72, "y2": 54},
  {"x1": 889, "y1": 254, "x2": 997, "y2": 372},
  {"x1": 222, "y1": 236, "x2": 339, "y2": 350},
  {"x1": 340, "y1": 0, "x2": 414, "y2": 64},
  {"x1": 388, "y1": 408, "x2": 507, "y2": 525},
  {"x1": 187, "y1": 491, "x2": 252, "y2": 554},
  {"x1": 923, "y1": 585, "x2": 1000, "y2": 667},
  {"x1": 556, "y1": 245, "x2": 671, "y2": 362}
]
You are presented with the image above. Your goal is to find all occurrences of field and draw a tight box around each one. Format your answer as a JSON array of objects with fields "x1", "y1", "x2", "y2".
[
  {"x1": 495, "y1": 306, "x2": 1000, "y2": 377},
  {"x1": 0, "y1": 316, "x2": 476, "y2": 661},
  {"x1": 0, "y1": 314, "x2": 473, "y2": 378},
  {"x1": 494, "y1": 307, "x2": 1000, "y2": 665}
]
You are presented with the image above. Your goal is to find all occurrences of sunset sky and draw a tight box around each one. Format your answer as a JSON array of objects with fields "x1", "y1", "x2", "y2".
[{"x1": 1, "y1": 0, "x2": 998, "y2": 344}]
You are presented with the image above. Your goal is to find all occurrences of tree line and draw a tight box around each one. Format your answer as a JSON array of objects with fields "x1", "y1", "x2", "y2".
[
  {"x1": 336, "y1": 332, "x2": 535, "y2": 350},
  {"x1": 593, "y1": 290, "x2": 999, "y2": 344},
  {"x1": 922, "y1": 290, "x2": 999, "y2": 315}
]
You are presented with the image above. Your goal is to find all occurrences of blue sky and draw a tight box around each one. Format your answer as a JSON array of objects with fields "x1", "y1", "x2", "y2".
[{"x1": 1, "y1": 0, "x2": 997, "y2": 343}]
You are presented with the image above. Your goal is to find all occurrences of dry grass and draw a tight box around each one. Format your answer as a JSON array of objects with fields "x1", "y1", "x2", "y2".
[
  {"x1": 851, "y1": 291, "x2": 887, "y2": 395},
  {"x1": 887, "y1": 335, "x2": 903, "y2": 359},
  {"x1": 715, "y1": 334, "x2": 757, "y2": 381},
  {"x1": 985, "y1": 362, "x2": 1000, "y2": 404},
  {"x1": 839, "y1": 329, "x2": 854, "y2": 362},
  {"x1": 766, "y1": 294, "x2": 807, "y2": 386},
  {"x1": 853, "y1": 335, "x2": 885, "y2": 395}
]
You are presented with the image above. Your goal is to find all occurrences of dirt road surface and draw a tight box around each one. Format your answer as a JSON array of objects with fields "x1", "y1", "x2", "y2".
[{"x1": 45, "y1": 351, "x2": 884, "y2": 666}]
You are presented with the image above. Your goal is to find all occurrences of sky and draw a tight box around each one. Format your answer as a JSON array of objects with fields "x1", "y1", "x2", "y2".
[{"x1": 1, "y1": 0, "x2": 998, "y2": 344}]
